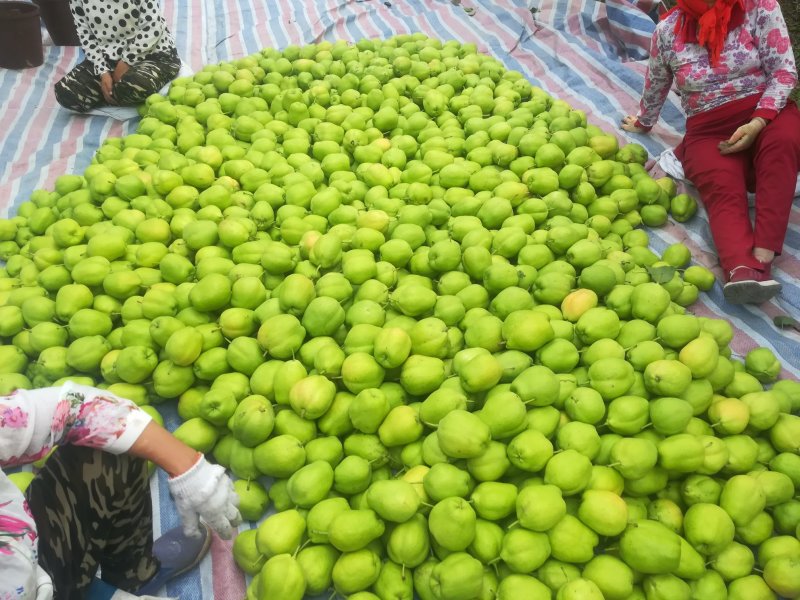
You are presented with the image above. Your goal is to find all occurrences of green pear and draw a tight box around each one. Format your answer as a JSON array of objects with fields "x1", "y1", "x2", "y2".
[
  {"x1": 556, "y1": 578, "x2": 605, "y2": 600},
  {"x1": 727, "y1": 575, "x2": 778, "y2": 600},
  {"x1": 720, "y1": 474, "x2": 766, "y2": 526},
  {"x1": 500, "y1": 528, "x2": 551, "y2": 573},
  {"x1": 516, "y1": 484, "x2": 567, "y2": 532},
  {"x1": 328, "y1": 509, "x2": 385, "y2": 553},
  {"x1": 582, "y1": 555, "x2": 633, "y2": 600},
  {"x1": 287, "y1": 460, "x2": 334, "y2": 508},
  {"x1": 642, "y1": 574, "x2": 691, "y2": 600},
  {"x1": 468, "y1": 519, "x2": 505, "y2": 565},
  {"x1": 577, "y1": 489, "x2": 628, "y2": 536},
  {"x1": 366, "y1": 479, "x2": 421, "y2": 523},
  {"x1": 428, "y1": 497, "x2": 477, "y2": 552},
  {"x1": 619, "y1": 519, "x2": 681, "y2": 574},
  {"x1": 544, "y1": 450, "x2": 592, "y2": 496},
  {"x1": 507, "y1": 430, "x2": 554, "y2": 472},
  {"x1": 387, "y1": 513, "x2": 430, "y2": 568},
  {"x1": 496, "y1": 574, "x2": 551, "y2": 600},
  {"x1": 683, "y1": 503, "x2": 735, "y2": 556},
  {"x1": 711, "y1": 541, "x2": 754, "y2": 582},
  {"x1": 547, "y1": 514, "x2": 598, "y2": 564}
]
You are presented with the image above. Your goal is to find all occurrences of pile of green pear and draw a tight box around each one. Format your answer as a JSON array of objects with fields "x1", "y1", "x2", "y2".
[{"x1": 0, "y1": 34, "x2": 798, "y2": 600}]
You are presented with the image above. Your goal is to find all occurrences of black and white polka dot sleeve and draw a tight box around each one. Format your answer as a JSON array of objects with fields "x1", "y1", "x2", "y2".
[
  {"x1": 68, "y1": 0, "x2": 110, "y2": 76},
  {"x1": 122, "y1": 0, "x2": 167, "y2": 65},
  {"x1": 67, "y1": 0, "x2": 175, "y2": 73}
]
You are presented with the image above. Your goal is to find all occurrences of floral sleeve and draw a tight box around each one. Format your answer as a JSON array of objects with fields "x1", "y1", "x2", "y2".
[
  {"x1": 752, "y1": 0, "x2": 798, "y2": 120},
  {"x1": 636, "y1": 25, "x2": 675, "y2": 130},
  {"x1": 0, "y1": 382, "x2": 152, "y2": 469}
]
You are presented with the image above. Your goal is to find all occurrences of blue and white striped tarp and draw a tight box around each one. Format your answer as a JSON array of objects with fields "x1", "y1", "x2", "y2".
[{"x1": 1, "y1": 0, "x2": 798, "y2": 597}]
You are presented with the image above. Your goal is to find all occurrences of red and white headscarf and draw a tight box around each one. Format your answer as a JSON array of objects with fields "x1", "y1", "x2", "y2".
[{"x1": 662, "y1": 0, "x2": 745, "y2": 65}]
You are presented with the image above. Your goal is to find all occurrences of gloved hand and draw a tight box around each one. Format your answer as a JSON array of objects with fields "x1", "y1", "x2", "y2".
[
  {"x1": 35, "y1": 566, "x2": 53, "y2": 600},
  {"x1": 167, "y1": 454, "x2": 241, "y2": 539}
]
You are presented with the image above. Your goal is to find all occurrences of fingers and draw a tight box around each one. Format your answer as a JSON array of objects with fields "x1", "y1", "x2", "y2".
[
  {"x1": 720, "y1": 140, "x2": 747, "y2": 154},
  {"x1": 719, "y1": 132, "x2": 753, "y2": 154},
  {"x1": 226, "y1": 503, "x2": 243, "y2": 527},
  {"x1": 727, "y1": 129, "x2": 745, "y2": 145},
  {"x1": 228, "y1": 480, "x2": 240, "y2": 507},
  {"x1": 178, "y1": 505, "x2": 201, "y2": 538},
  {"x1": 206, "y1": 513, "x2": 234, "y2": 539},
  {"x1": 99, "y1": 74, "x2": 116, "y2": 104}
]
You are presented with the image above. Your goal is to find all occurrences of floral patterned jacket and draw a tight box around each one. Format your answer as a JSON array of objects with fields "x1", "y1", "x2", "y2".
[
  {"x1": 0, "y1": 383, "x2": 151, "y2": 600},
  {"x1": 635, "y1": 0, "x2": 798, "y2": 130}
]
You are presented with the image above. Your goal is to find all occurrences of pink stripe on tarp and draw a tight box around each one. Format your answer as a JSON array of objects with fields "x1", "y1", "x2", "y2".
[
  {"x1": 349, "y1": 4, "x2": 382, "y2": 40},
  {"x1": 607, "y1": 21, "x2": 652, "y2": 55},
  {"x1": 250, "y1": 0, "x2": 271, "y2": 47},
  {"x1": 565, "y1": 0, "x2": 606, "y2": 56},
  {"x1": 210, "y1": 534, "x2": 247, "y2": 600},
  {"x1": 37, "y1": 118, "x2": 92, "y2": 191},
  {"x1": 229, "y1": 0, "x2": 247, "y2": 59},
  {"x1": 189, "y1": 0, "x2": 204, "y2": 69},
  {"x1": 0, "y1": 71, "x2": 38, "y2": 179},
  {"x1": 774, "y1": 252, "x2": 800, "y2": 280},
  {"x1": 382, "y1": 3, "x2": 413, "y2": 37},
  {"x1": 788, "y1": 205, "x2": 800, "y2": 226}
]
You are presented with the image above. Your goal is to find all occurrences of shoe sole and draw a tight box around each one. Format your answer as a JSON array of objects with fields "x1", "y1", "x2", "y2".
[
  {"x1": 723, "y1": 280, "x2": 782, "y2": 304},
  {"x1": 167, "y1": 522, "x2": 213, "y2": 580},
  {"x1": 136, "y1": 522, "x2": 213, "y2": 595}
]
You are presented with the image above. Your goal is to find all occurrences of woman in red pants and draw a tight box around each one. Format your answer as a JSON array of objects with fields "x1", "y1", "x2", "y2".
[{"x1": 622, "y1": 0, "x2": 799, "y2": 304}]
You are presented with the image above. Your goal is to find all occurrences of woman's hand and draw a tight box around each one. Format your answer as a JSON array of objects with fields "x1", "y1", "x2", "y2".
[
  {"x1": 112, "y1": 60, "x2": 130, "y2": 83},
  {"x1": 167, "y1": 455, "x2": 241, "y2": 539},
  {"x1": 129, "y1": 421, "x2": 240, "y2": 535},
  {"x1": 99, "y1": 72, "x2": 115, "y2": 104},
  {"x1": 719, "y1": 118, "x2": 767, "y2": 154},
  {"x1": 620, "y1": 115, "x2": 648, "y2": 134}
]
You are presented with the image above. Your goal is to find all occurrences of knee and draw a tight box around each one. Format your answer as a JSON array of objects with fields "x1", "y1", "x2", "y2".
[
  {"x1": 54, "y1": 77, "x2": 91, "y2": 113},
  {"x1": 54, "y1": 77, "x2": 74, "y2": 108},
  {"x1": 763, "y1": 127, "x2": 800, "y2": 151},
  {"x1": 112, "y1": 79, "x2": 150, "y2": 106}
]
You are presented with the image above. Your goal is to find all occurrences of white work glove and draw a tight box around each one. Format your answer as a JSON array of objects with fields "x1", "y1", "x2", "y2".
[
  {"x1": 35, "y1": 566, "x2": 53, "y2": 600},
  {"x1": 167, "y1": 455, "x2": 241, "y2": 539}
]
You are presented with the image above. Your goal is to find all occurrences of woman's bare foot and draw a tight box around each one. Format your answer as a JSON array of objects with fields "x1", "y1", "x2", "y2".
[{"x1": 753, "y1": 247, "x2": 775, "y2": 264}]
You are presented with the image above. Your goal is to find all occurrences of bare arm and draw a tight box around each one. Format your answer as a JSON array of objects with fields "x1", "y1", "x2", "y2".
[{"x1": 128, "y1": 420, "x2": 200, "y2": 477}]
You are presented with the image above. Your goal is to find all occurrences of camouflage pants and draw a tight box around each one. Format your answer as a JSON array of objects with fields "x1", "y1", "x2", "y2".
[
  {"x1": 25, "y1": 446, "x2": 159, "y2": 600},
  {"x1": 54, "y1": 50, "x2": 180, "y2": 113}
]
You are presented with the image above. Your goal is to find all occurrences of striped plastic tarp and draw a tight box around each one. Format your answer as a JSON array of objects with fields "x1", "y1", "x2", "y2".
[{"x1": 0, "y1": 0, "x2": 798, "y2": 597}]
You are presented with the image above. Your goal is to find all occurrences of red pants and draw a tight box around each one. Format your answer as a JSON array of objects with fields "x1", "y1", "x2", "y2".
[{"x1": 675, "y1": 94, "x2": 800, "y2": 274}]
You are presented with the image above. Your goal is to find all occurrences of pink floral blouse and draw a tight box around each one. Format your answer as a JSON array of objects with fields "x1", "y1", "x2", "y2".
[
  {"x1": 0, "y1": 382, "x2": 151, "y2": 600},
  {"x1": 636, "y1": 0, "x2": 798, "y2": 130}
]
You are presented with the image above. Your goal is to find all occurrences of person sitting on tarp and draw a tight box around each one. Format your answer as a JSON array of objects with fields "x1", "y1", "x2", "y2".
[
  {"x1": 0, "y1": 382, "x2": 240, "y2": 600},
  {"x1": 54, "y1": 0, "x2": 180, "y2": 112},
  {"x1": 621, "y1": 0, "x2": 799, "y2": 305}
]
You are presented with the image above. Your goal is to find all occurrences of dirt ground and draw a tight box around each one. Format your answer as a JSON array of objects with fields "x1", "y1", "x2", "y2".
[{"x1": 779, "y1": 0, "x2": 800, "y2": 101}]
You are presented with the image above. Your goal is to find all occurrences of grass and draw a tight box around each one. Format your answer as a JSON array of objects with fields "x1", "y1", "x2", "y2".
[{"x1": 778, "y1": 0, "x2": 800, "y2": 101}]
